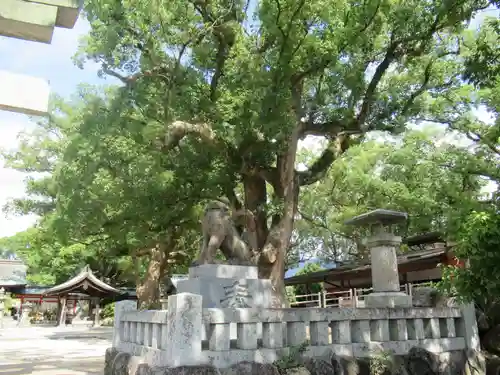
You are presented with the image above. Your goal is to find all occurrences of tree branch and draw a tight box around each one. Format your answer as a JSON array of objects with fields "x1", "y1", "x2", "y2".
[
  {"x1": 357, "y1": 40, "x2": 399, "y2": 127},
  {"x1": 242, "y1": 174, "x2": 270, "y2": 249},
  {"x1": 292, "y1": 0, "x2": 381, "y2": 84},
  {"x1": 275, "y1": 0, "x2": 306, "y2": 63},
  {"x1": 101, "y1": 64, "x2": 170, "y2": 87},
  {"x1": 135, "y1": 247, "x2": 153, "y2": 257},
  {"x1": 418, "y1": 111, "x2": 500, "y2": 158},
  {"x1": 164, "y1": 121, "x2": 216, "y2": 149},
  {"x1": 188, "y1": 0, "x2": 238, "y2": 101},
  {"x1": 300, "y1": 118, "x2": 346, "y2": 138},
  {"x1": 297, "y1": 132, "x2": 354, "y2": 186},
  {"x1": 400, "y1": 60, "x2": 434, "y2": 116},
  {"x1": 104, "y1": 4, "x2": 207, "y2": 92},
  {"x1": 298, "y1": 209, "x2": 327, "y2": 230},
  {"x1": 241, "y1": 165, "x2": 280, "y2": 190},
  {"x1": 454, "y1": 126, "x2": 500, "y2": 156},
  {"x1": 397, "y1": 49, "x2": 460, "y2": 118},
  {"x1": 168, "y1": 250, "x2": 188, "y2": 259},
  {"x1": 225, "y1": 187, "x2": 244, "y2": 211},
  {"x1": 210, "y1": 41, "x2": 230, "y2": 101}
]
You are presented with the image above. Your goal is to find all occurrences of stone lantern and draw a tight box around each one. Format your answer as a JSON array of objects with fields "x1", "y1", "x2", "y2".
[
  {"x1": 0, "y1": 287, "x2": 5, "y2": 329},
  {"x1": 345, "y1": 209, "x2": 412, "y2": 308},
  {"x1": 18, "y1": 301, "x2": 33, "y2": 327}
]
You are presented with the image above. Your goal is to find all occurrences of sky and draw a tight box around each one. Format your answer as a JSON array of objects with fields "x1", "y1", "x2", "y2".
[
  {"x1": 0, "y1": 18, "x2": 106, "y2": 237},
  {"x1": 0, "y1": 8, "x2": 498, "y2": 240}
]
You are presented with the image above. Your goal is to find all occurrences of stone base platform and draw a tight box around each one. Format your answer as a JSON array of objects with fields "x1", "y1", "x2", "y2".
[
  {"x1": 104, "y1": 347, "x2": 486, "y2": 375},
  {"x1": 364, "y1": 292, "x2": 412, "y2": 308},
  {"x1": 176, "y1": 264, "x2": 274, "y2": 309}
]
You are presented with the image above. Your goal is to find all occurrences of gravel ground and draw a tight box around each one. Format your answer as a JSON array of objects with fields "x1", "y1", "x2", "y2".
[{"x1": 0, "y1": 324, "x2": 111, "y2": 375}]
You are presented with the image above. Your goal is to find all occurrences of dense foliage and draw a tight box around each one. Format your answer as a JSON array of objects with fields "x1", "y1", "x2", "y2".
[
  {"x1": 292, "y1": 128, "x2": 488, "y2": 264},
  {"x1": 438, "y1": 15, "x2": 500, "y2": 315},
  {"x1": 0, "y1": 1, "x2": 499, "y2": 307},
  {"x1": 440, "y1": 210, "x2": 500, "y2": 310}
]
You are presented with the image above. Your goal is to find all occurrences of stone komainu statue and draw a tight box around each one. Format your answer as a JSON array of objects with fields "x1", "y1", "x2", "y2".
[{"x1": 193, "y1": 200, "x2": 256, "y2": 266}]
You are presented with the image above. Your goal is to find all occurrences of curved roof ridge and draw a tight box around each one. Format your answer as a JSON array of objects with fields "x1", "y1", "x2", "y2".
[{"x1": 43, "y1": 265, "x2": 121, "y2": 297}]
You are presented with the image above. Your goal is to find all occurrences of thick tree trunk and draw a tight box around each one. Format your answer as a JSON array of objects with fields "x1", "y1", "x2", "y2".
[
  {"x1": 245, "y1": 174, "x2": 296, "y2": 307},
  {"x1": 259, "y1": 187, "x2": 299, "y2": 307},
  {"x1": 243, "y1": 174, "x2": 269, "y2": 249},
  {"x1": 256, "y1": 122, "x2": 301, "y2": 307}
]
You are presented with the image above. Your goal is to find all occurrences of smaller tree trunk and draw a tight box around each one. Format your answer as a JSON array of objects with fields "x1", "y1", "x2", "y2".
[
  {"x1": 259, "y1": 217, "x2": 296, "y2": 308},
  {"x1": 135, "y1": 244, "x2": 168, "y2": 309}
]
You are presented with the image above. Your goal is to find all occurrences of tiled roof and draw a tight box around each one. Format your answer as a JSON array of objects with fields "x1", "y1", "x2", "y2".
[{"x1": 43, "y1": 265, "x2": 121, "y2": 297}]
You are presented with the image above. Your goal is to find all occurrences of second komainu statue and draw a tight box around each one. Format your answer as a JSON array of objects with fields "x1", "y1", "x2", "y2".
[{"x1": 192, "y1": 200, "x2": 258, "y2": 266}]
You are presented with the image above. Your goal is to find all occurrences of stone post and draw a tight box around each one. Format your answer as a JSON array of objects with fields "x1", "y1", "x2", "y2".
[
  {"x1": 94, "y1": 298, "x2": 101, "y2": 327},
  {"x1": 112, "y1": 300, "x2": 137, "y2": 347},
  {"x1": 461, "y1": 302, "x2": 480, "y2": 351},
  {"x1": 0, "y1": 287, "x2": 5, "y2": 329},
  {"x1": 159, "y1": 298, "x2": 168, "y2": 310},
  {"x1": 345, "y1": 209, "x2": 412, "y2": 308},
  {"x1": 165, "y1": 293, "x2": 203, "y2": 367},
  {"x1": 57, "y1": 296, "x2": 67, "y2": 326}
]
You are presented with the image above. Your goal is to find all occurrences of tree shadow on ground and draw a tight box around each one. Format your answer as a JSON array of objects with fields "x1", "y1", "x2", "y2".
[
  {"x1": 45, "y1": 327, "x2": 113, "y2": 341},
  {"x1": 0, "y1": 359, "x2": 103, "y2": 375}
]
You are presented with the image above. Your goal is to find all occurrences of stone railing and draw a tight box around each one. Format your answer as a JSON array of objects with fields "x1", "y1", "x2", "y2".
[
  {"x1": 113, "y1": 292, "x2": 479, "y2": 369},
  {"x1": 116, "y1": 310, "x2": 169, "y2": 350}
]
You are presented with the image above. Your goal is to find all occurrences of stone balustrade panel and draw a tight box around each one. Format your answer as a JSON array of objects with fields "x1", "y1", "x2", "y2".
[
  {"x1": 112, "y1": 297, "x2": 478, "y2": 369},
  {"x1": 119, "y1": 310, "x2": 168, "y2": 349},
  {"x1": 197, "y1": 306, "x2": 467, "y2": 367}
]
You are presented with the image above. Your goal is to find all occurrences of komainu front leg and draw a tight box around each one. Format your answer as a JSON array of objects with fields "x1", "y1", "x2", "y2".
[{"x1": 195, "y1": 235, "x2": 224, "y2": 265}]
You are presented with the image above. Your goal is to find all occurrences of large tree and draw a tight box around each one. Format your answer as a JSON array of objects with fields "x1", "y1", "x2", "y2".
[{"x1": 74, "y1": 0, "x2": 494, "y2": 304}]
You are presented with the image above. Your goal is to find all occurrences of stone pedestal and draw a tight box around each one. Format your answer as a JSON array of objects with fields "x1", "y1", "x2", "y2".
[
  {"x1": 176, "y1": 264, "x2": 275, "y2": 341},
  {"x1": 364, "y1": 292, "x2": 412, "y2": 308},
  {"x1": 176, "y1": 264, "x2": 274, "y2": 308},
  {"x1": 363, "y1": 231, "x2": 412, "y2": 308},
  {"x1": 165, "y1": 293, "x2": 203, "y2": 367}
]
